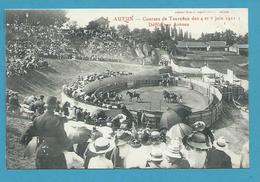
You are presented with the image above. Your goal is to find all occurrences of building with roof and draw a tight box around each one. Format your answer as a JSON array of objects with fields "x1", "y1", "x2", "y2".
[
  {"x1": 177, "y1": 41, "x2": 230, "y2": 52},
  {"x1": 94, "y1": 17, "x2": 110, "y2": 29},
  {"x1": 229, "y1": 44, "x2": 248, "y2": 56},
  {"x1": 207, "y1": 41, "x2": 228, "y2": 51},
  {"x1": 176, "y1": 41, "x2": 208, "y2": 51}
]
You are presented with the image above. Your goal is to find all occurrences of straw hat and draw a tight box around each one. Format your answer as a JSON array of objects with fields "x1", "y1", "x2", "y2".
[
  {"x1": 213, "y1": 137, "x2": 228, "y2": 151},
  {"x1": 186, "y1": 132, "x2": 211, "y2": 150},
  {"x1": 151, "y1": 131, "x2": 160, "y2": 139},
  {"x1": 164, "y1": 140, "x2": 182, "y2": 159},
  {"x1": 148, "y1": 149, "x2": 164, "y2": 162},
  {"x1": 89, "y1": 137, "x2": 115, "y2": 154}
]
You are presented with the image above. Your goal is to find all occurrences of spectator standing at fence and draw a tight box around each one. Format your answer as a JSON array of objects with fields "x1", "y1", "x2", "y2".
[
  {"x1": 6, "y1": 90, "x2": 10, "y2": 104},
  {"x1": 121, "y1": 105, "x2": 136, "y2": 129},
  {"x1": 84, "y1": 112, "x2": 92, "y2": 124},
  {"x1": 136, "y1": 109, "x2": 142, "y2": 128},
  {"x1": 76, "y1": 107, "x2": 84, "y2": 122},
  {"x1": 8, "y1": 92, "x2": 20, "y2": 114},
  {"x1": 55, "y1": 100, "x2": 61, "y2": 113},
  {"x1": 111, "y1": 114, "x2": 126, "y2": 132},
  {"x1": 35, "y1": 95, "x2": 45, "y2": 115},
  {"x1": 62, "y1": 101, "x2": 70, "y2": 116},
  {"x1": 141, "y1": 110, "x2": 148, "y2": 128}
]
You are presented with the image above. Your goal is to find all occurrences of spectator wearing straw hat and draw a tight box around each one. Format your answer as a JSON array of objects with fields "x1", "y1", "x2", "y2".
[
  {"x1": 164, "y1": 140, "x2": 190, "y2": 168},
  {"x1": 111, "y1": 130, "x2": 132, "y2": 168},
  {"x1": 150, "y1": 130, "x2": 166, "y2": 151},
  {"x1": 192, "y1": 121, "x2": 215, "y2": 144},
  {"x1": 184, "y1": 132, "x2": 212, "y2": 168},
  {"x1": 88, "y1": 137, "x2": 115, "y2": 169},
  {"x1": 205, "y1": 137, "x2": 232, "y2": 168},
  {"x1": 146, "y1": 149, "x2": 165, "y2": 168},
  {"x1": 83, "y1": 128, "x2": 103, "y2": 168}
]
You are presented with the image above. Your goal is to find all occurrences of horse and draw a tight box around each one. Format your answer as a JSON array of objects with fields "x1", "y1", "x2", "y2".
[
  {"x1": 126, "y1": 91, "x2": 141, "y2": 102},
  {"x1": 163, "y1": 90, "x2": 181, "y2": 103}
]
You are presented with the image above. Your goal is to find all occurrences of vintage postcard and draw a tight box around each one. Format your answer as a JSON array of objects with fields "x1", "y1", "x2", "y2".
[{"x1": 5, "y1": 8, "x2": 249, "y2": 169}]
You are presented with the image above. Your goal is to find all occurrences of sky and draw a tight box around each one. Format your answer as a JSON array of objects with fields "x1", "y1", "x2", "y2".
[{"x1": 66, "y1": 8, "x2": 248, "y2": 39}]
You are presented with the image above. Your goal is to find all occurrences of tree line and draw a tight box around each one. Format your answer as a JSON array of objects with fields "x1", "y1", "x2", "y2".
[
  {"x1": 6, "y1": 10, "x2": 248, "y2": 55},
  {"x1": 198, "y1": 30, "x2": 248, "y2": 46}
]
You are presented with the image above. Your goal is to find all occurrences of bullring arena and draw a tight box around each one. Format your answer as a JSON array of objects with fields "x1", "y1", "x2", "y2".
[
  {"x1": 6, "y1": 10, "x2": 249, "y2": 169},
  {"x1": 61, "y1": 67, "x2": 222, "y2": 127}
]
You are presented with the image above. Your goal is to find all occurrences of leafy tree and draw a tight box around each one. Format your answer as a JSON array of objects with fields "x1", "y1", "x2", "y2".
[
  {"x1": 110, "y1": 26, "x2": 117, "y2": 34},
  {"x1": 184, "y1": 31, "x2": 189, "y2": 41},
  {"x1": 222, "y1": 29, "x2": 237, "y2": 45},
  {"x1": 198, "y1": 29, "x2": 245, "y2": 45},
  {"x1": 178, "y1": 28, "x2": 184, "y2": 41},
  {"x1": 117, "y1": 25, "x2": 130, "y2": 37},
  {"x1": 189, "y1": 33, "x2": 192, "y2": 40},
  {"x1": 236, "y1": 33, "x2": 248, "y2": 44},
  {"x1": 172, "y1": 23, "x2": 178, "y2": 40}
]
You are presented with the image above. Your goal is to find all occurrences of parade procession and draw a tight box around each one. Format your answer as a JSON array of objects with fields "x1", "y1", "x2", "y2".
[{"x1": 6, "y1": 9, "x2": 249, "y2": 169}]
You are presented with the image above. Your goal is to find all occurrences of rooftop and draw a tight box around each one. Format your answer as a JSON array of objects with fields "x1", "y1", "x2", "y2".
[
  {"x1": 177, "y1": 41, "x2": 208, "y2": 48},
  {"x1": 94, "y1": 17, "x2": 110, "y2": 24},
  {"x1": 207, "y1": 41, "x2": 227, "y2": 47}
]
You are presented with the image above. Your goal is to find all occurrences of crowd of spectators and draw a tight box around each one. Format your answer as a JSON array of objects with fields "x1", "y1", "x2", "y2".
[
  {"x1": 9, "y1": 91, "x2": 248, "y2": 169},
  {"x1": 6, "y1": 21, "x2": 137, "y2": 77},
  {"x1": 63, "y1": 70, "x2": 132, "y2": 108},
  {"x1": 18, "y1": 94, "x2": 246, "y2": 169},
  {"x1": 74, "y1": 27, "x2": 134, "y2": 60},
  {"x1": 6, "y1": 22, "x2": 77, "y2": 77}
]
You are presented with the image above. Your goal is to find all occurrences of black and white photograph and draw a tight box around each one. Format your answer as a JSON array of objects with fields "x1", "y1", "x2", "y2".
[{"x1": 5, "y1": 9, "x2": 249, "y2": 169}]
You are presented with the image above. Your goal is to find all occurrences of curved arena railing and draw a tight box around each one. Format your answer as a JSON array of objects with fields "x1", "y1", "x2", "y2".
[{"x1": 61, "y1": 73, "x2": 223, "y2": 127}]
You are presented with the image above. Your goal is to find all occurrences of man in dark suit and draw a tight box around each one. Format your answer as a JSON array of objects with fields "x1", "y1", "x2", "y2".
[
  {"x1": 21, "y1": 96, "x2": 71, "y2": 169},
  {"x1": 205, "y1": 137, "x2": 232, "y2": 168}
]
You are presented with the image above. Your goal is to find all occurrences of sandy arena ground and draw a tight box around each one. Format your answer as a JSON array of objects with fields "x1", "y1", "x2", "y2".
[{"x1": 120, "y1": 86, "x2": 209, "y2": 112}]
